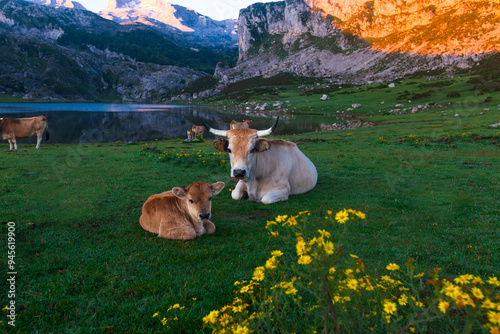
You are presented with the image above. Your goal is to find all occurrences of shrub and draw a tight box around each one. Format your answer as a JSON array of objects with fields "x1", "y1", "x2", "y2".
[{"x1": 199, "y1": 209, "x2": 500, "y2": 333}]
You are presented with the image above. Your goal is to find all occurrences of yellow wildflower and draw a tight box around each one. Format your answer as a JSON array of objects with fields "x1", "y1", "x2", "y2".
[
  {"x1": 275, "y1": 215, "x2": 288, "y2": 223},
  {"x1": 489, "y1": 326, "x2": 500, "y2": 334},
  {"x1": 318, "y1": 229, "x2": 331, "y2": 238},
  {"x1": 203, "y1": 310, "x2": 219, "y2": 324},
  {"x1": 271, "y1": 231, "x2": 279, "y2": 238},
  {"x1": 296, "y1": 238, "x2": 307, "y2": 256},
  {"x1": 488, "y1": 277, "x2": 500, "y2": 287},
  {"x1": 355, "y1": 211, "x2": 366, "y2": 219},
  {"x1": 265, "y1": 220, "x2": 277, "y2": 228},
  {"x1": 271, "y1": 250, "x2": 283, "y2": 257},
  {"x1": 323, "y1": 241, "x2": 334, "y2": 255},
  {"x1": 152, "y1": 312, "x2": 159, "y2": 317},
  {"x1": 398, "y1": 294, "x2": 408, "y2": 306},
  {"x1": 298, "y1": 255, "x2": 312, "y2": 265},
  {"x1": 161, "y1": 317, "x2": 167, "y2": 325},
  {"x1": 386, "y1": 263, "x2": 400, "y2": 271},
  {"x1": 327, "y1": 210, "x2": 332, "y2": 215},
  {"x1": 383, "y1": 300, "x2": 397, "y2": 315},
  {"x1": 265, "y1": 257, "x2": 278, "y2": 270},
  {"x1": 350, "y1": 254, "x2": 359, "y2": 259},
  {"x1": 335, "y1": 210, "x2": 349, "y2": 224},
  {"x1": 329, "y1": 267, "x2": 336, "y2": 274},
  {"x1": 438, "y1": 299, "x2": 450, "y2": 314},
  {"x1": 482, "y1": 299, "x2": 496, "y2": 309},
  {"x1": 488, "y1": 311, "x2": 500, "y2": 325},
  {"x1": 347, "y1": 279, "x2": 358, "y2": 290},
  {"x1": 253, "y1": 267, "x2": 265, "y2": 281},
  {"x1": 471, "y1": 287, "x2": 484, "y2": 300},
  {"x1": 234, "y1": 325, "x2": 250, "y2": 334}
]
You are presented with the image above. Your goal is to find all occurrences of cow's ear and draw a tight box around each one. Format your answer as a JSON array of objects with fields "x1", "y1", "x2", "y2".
[
  {"x1": 255, "y1": 139, "x2": 271, "y2": 152},
  {"x1": 244, "y1": 119, "x2": 251, "y2": 124},
  {"x1": 213, "y1": 138, "x2": 229, "y2": 152},
  {"x1": 172, "y1": 187, "x2": 187, "y2": 199},
  {"x1": 210, "y1": 182, "x2": 225, "y2": 195}
]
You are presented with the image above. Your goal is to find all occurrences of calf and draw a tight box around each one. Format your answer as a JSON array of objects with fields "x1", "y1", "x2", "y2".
[
  {"x1": 140, "y1": 181, "x2": 225, "y2": 240},
  {"x1": 0, "y1": 116, "x2": 50, "y2": 150}
]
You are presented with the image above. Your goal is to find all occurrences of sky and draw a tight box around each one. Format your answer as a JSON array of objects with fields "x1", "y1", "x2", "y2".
[{"x1": 77, "y1": 0, "x2": 277, "y2": 21}]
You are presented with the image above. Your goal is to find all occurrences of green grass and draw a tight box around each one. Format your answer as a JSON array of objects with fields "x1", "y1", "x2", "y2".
[{"x1": 1, "y1": 78, "x2": 500, "y2": 332}]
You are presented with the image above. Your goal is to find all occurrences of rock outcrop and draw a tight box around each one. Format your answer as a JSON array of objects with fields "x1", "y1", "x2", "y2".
[{"x1": 222, "y1": 0, "x2": 500, "y2": 84}]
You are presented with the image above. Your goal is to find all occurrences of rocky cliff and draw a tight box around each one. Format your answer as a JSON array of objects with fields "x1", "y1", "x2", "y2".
[
  {"x1": 99, "y1": 0, "x2": 238, "y2": 49},
  {"x1": 224, "y1": 0, "x2": 499, "y2": 83},
  {"x1": 26, "y1": 0, "x2": 87, "y2": 11}
]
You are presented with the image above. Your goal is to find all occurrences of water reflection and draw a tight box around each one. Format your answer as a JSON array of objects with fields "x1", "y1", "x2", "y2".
[{"x1": 0, "y1": 103, "x2": 343, "y2": 144}]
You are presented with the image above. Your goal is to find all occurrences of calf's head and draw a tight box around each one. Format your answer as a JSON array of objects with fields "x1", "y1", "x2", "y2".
[
  {"x1": 171, "y1": 181, "x2": 225, "y2": 221},
  {"x1": 201, "y1": 117, "x2": 279, "y2": 181}
]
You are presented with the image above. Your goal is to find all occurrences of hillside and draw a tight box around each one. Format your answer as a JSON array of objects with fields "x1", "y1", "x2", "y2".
[{"x1": 0, "y1": 0, "x2": 237, "y2": 101}]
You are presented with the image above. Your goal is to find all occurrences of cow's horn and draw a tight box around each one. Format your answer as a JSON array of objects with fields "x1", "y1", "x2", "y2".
[
  {"x1": 256, "y1": 116, "x2": 279, "y2": 137},
  {"x1": 200, "y1": 119, "x2": 228, "y2": 137}
]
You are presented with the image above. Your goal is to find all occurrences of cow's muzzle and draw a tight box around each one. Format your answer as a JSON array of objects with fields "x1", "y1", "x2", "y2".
[
  {"x1": 199, "y1": 213, "x2": 211, "y2": 220},
  {"x1": 233, "y1": 169, "x2": 246, "y2": 179}
]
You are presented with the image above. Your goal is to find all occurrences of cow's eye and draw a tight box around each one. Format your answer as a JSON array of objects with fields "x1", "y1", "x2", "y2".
[
  {"x1": 227, "y1": 148, "x2": 232, "y2": 153},
  {"x1": 249, "y1": 148, "x2": 256, "y2": 154},
  {"x1": 189, "y1": 199, "x2": 194, "y2": 204}
]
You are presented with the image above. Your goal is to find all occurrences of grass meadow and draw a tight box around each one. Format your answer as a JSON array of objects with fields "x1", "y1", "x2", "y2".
[{"x1": 1, "y1": 75, "x2": 500, "y2": 332}]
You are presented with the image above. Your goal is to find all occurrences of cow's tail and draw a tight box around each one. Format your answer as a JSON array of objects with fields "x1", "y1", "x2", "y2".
[{"x1": 44, "y1": 119, "x2": 50, "y2": 141}]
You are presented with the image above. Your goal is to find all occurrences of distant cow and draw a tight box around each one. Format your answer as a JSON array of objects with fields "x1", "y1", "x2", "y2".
[
  {"x1": 230, "y1": 119, "x2": 252, "y2": 129},
  {"x1": 140, "y1": 181, "x2": 225, "y2": 240},
  {"x1": 201, "y1": 116, "x2": 317, "y2": 204},
  {"x1": 191, "y1": 125, "x2": 206, "y2": 138},
  {"x1": 0, "y1": 116, "x2": 49, "y2": 150},
  {"x1": 186, "y1": 129, "x2": 195, "y2": 141}
]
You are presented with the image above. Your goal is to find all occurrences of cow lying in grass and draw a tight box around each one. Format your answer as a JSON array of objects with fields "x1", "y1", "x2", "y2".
[
  {"x1": 140, "y1": 181, "x2": 225, "y2": 240},
  {"x1": 201, "y1": 116, "x2": 317, "y2": 204},
  {"x1": 0, "y1": 116, "x2": 50, "y2": 150}
]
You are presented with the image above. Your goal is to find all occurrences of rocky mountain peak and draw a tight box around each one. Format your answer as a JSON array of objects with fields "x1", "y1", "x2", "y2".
[{"x1": 26, "y1": 0, "x2": 86, "y2": 10}]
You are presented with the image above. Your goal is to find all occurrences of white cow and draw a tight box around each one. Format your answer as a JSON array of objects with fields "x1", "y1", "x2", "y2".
[{"x1": 201, "y1": 116, "x2": 317, "y2": 204}]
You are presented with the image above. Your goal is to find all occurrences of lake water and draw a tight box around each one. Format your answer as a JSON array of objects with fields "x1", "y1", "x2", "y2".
[{"x1": 0, "y1": 103, "x2": 342, "y2": 144}]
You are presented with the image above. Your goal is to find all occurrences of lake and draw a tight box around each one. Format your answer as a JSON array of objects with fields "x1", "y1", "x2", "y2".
[{"x1": 0, "y1": 103, "x2": 342, "y2": 144}]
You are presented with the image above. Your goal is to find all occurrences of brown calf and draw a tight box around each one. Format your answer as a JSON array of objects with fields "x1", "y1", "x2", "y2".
[
  {"x1": 0, "y1": 116, "x2": 49, "y2": 150},
  {"x1": 230, "y1": 119, "x2": 252, "y2": 129},
  {"x1": 139, "y1": 181, "x2": 225, "y2": 240},
  {"x1": 186, "y1": 129, "x2": 195, "y2": 141}
]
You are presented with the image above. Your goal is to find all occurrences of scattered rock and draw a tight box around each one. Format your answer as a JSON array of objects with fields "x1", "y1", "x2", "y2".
[
  {"x1": 454, "y1": 113, "x2": 460, "y2": 117},
  {"x1": 490, "y1": 123, "x2": 500, "y2": 128},
  {"x1": 388, "y1": 83, "x2": 395, "y2": 88},
  {"x1": 320, "y1": 94, "x2": 329, "y2": 100},
  {"x1": 352, "y1": 103, "x2": 362, "y2": 109},
  {"x1": 320, "y1": 120, "x2": 374, "y2": 131}
]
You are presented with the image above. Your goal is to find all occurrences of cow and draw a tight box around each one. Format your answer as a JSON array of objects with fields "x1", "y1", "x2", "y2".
[
  {"x1": 139, "y1": 181, "x2": 225, "y2": 240},
  {"x1": 0, "y1": 116, "x2": 50, "y2": 150},
  {"x1": 201, "y1": 116, "x2": 317, "y2": 204},
  {"x1": 186, "y1": 129, "x2": 195, "y2": 141},
  {"x1": 191, "y1": 125, "x2": 206, "y2": 138},
  {"x1": 230, "y1": 119, "x2": 252, "y2": 129}
]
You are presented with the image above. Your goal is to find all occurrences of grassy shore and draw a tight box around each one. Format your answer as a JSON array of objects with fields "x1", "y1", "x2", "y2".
[{"x1": 1, "y1": 76, "x2": 500, "y2": 332}]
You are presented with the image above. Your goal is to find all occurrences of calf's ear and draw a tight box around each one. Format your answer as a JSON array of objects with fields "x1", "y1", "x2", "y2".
[
  {"x1": 213, "y1": 138, "x2": 229, "y2": 152},
  {"x1": 172, "y1": 187, "x2": 187, "y2": 199},
  {"x1": 255, "y1": 139, "x2": 271, "y2": 152},
  {"x1": 210, "y1": 182, "x2": 225, "y2": 195}
]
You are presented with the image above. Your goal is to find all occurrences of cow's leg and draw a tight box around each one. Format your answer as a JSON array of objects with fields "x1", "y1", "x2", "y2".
[
  {"x1": 203, "y1": 220, "x2": 216, "y2": 234},
  {"x1": 7, "y1": 138, "x2": 13, "y2": 150},
  {"x1": 232, "y1": 181, "x2": 248, "y2": 200},
  {"x1": 36, "y1": 131, "x2": 42, "y2": 149},
  {"x1": 261, "y1": 185, "x2": 291, "y2": 204},
  {"x1": 10, "y1": 136, "x2": 17, "y2": 150},
  {"x1": 158, "y1": 224, "x2": 197, "y2": 240}
]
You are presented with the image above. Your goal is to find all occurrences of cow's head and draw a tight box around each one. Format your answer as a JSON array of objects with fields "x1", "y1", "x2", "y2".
[
  {"x1": 172, "y1": 181, "x2": 225, "y2": 222},
  {"x1": 201, "y1": 117, "x2": 279, "y2": 181}
]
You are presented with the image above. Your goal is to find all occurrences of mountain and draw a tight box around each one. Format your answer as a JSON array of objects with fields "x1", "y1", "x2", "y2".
[
  {"x1": 99, "y1": 0, "x2": 238, "y2": 49},
  {"x1": 0, "y1": 0, "x2": 227, "y2": 101},
  {"x1": 26, "y1": 0, "x2": 87, "y2": 11},
  {"x1": 218, "y1": 0, "x2": 500, "y2": 84}
]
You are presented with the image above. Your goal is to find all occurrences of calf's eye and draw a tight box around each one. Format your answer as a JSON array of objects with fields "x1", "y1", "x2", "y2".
[{"x1": 189, "y1": 199, "x2": 194, "y2": 204}]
